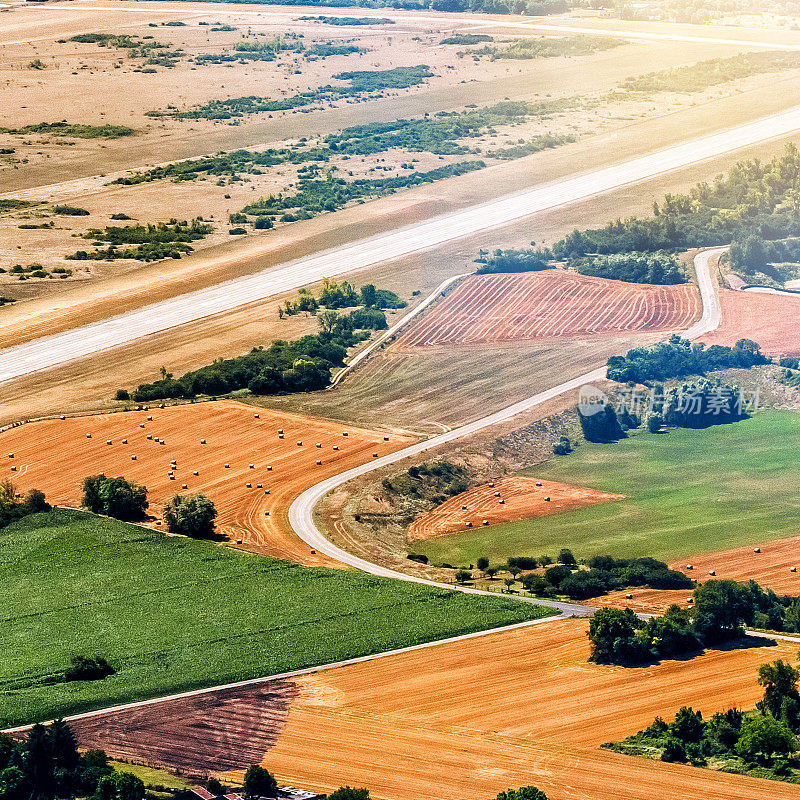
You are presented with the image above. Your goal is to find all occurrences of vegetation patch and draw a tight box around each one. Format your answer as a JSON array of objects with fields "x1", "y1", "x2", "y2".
[
  {"x1": 621, "y1": 51, "x2": 800, "y2": 94},
  {"x1": 67, "y1": 219, "x2": 212, "y2": 262},
  {"x1": 440, "y1": 33, "x2": 494, "y2": 45},
  {"x1": 148, "y1": 65, "x2": 433, "y2": 120},
  {"x1": 475, "y1": 35, "x2": 622, "y2": 60},
  {"x1": 606, "y1": 336, "x2": 767, "y2": 383},
  {"x1": 553, "y1": 144, "x2": 800, "y2": 256},
  {"x1": 0, "y1": 509, "x2": 553, "y2": 726},
  {"x1": 298, "y1": 14, "x2": 394, "y2": 23},
  {"x1": 0, "y1": 122, "x2": 136, "y2": 139},
  {"x1": 605, "y1": 657, "x2": 800, "y2": 785},
  {"x1": 131, "y1": 304, "x2": 388, "y2": 401}
]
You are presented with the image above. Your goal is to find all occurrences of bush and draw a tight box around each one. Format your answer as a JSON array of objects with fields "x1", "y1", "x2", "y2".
[
  {"x1": 63, "y1": 655, "x2": 115, "y2": 682},
  {"x1": 163, "y1": 493, "x2": 217, "y2": 538},
  {"x1": 328, "y1": 789, "x2": 370, "y2": 800},
  {"x1": 242, "y1": 766, "x2": 277, "y2": 800},
  {"x1": 544, "y1": 564, "x2": 572, "y2": 587},
  {"x1": 115, "y1": 389, "x2": 130, "y2": 401},
  {"x1": 81, "y1": 475, "x2": 148, "y2": 521}
]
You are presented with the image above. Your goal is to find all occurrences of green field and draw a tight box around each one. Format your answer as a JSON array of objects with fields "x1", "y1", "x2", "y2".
[
  {"x1": 416, "y1": 411, "x2": 800, "y2": 567},
  {"x1": 0, "y1": 510, "x2": 553, "y2": 727}
]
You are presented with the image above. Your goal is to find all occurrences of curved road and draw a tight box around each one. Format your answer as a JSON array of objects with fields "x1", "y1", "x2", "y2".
[
  {"x1": 0, "y1": 101, "x2": 795, "y2": 384},
  {"x1": 288, "y1": 248, "x2": 725, "y2": 604}
]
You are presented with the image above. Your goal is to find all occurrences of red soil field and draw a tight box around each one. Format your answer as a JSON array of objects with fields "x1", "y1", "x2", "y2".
[
  {"x1": 701, "y1": 288, "x2": 800, "y2": 355},
  {"x1": 0, "y1": 401, "x2": 413, "y2": 566},
  {"x1": 70, "y1": 620, "x2": 800, "y2": 800},
  {"x1": 408, "y1": 476, "x2": 624, "y2": 539},
  {"x1": 396, "y1": 270, "x2": 700, "y2": 349}
]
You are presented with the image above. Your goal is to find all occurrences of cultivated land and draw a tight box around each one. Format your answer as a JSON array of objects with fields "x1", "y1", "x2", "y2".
[
  {"x1": 68, "y1": 619, "x2": 800, "y2": 800},
  {"x1": 415, "y1": 411, "x2": 800, "y2": 567},
  {"x1": 408, "y1": 476, "x2": 624, "y2": 540},
  {"x1": 701, "y1": 287, "x2": 800, "y2": 355},
  {"x1": 0, "y1": 400, "x2": 415, "y2": 563},
  {"x1": 0, "y1": 508, "x2": 551, "y2": 728},
  {"x1": 396, "y1": 270, "x2": 700, "y2": 348}
]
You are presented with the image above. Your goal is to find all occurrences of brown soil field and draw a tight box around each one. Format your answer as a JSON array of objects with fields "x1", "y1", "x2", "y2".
[
  {"x1": 408, "y1": 475, "x2": 624, "y2": 539},
  {"x1": 701, "y1": 288, "x2": 800, "y2": 356},
  {"x1": 395, "y1": 270, "x2": 700, "y2": 349},
  {"x1": 0, "y1": 400, "x2": 414, "y2": 565},
  {"x1": 69, "y1": 619, "x2": 800, "y2": 799}
]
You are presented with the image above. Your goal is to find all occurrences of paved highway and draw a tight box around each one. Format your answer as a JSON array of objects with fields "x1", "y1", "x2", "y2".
[
  {"x1": 0, "y1": 103, "x2": 795, "y2": 385},
  {"x1": 287, "y1": 248, "x2": 724, "y2": 592}
]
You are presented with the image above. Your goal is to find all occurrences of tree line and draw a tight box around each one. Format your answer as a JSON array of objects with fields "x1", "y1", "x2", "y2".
[
  {"x1": 606, "y1": 660, "x2": 800, "y2": 781},
  {"x1": 589, "y1": 576, "x2": 800, "y2": 668},
  {"x1": 553, "y1": 143, "x2": 800, "y2": 257},
  {"x1": 130, "y1": 304, "x2": 389, "y2": 402}
]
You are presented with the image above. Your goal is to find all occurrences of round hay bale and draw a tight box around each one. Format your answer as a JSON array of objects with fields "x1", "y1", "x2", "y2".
[
  {"x1": 200, "y1": 439, "x2": 206, "y2": 444},
  {"x1": 316, "y1": 460, "x2": 322, "y2": 465},
  {"x1": 131, "y1": 455, "x2": 137, "y2": 461}
]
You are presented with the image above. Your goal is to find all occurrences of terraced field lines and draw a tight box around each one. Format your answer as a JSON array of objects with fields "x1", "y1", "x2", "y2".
[{"x1": 398, "y1": 271, "x2": 700, "y2": 348}]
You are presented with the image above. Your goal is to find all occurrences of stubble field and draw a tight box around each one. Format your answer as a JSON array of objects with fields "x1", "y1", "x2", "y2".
[
  {"x1": 0, "y1": 400, "x2": 414, "y2": 563},
  {"x1": 68, "y1": 619, "x2": 800, "y2": 800}
]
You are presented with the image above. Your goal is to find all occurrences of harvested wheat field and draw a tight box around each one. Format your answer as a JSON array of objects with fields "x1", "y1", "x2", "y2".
[
  {"x1": 0, "y1": 400, "x2": 413, "y2": 565},
  {"x1": 668, "y1": 536, "x2": 800, "y2": 595},
  {"x1": 395, "y1": 271, "x2": 700, "y2": 349},
  {"x1": 701, "y1": 288, "x2": 800, "y2": 355},
  {"x1": 580, "y1": 537, "x2": 800, "y2": 615},
  {"x1": 70, "y1": 619, "x2": 800, "y2": 800},
  {"x1": 408, "y1": 476, "x2": 624, "y2": 540}
]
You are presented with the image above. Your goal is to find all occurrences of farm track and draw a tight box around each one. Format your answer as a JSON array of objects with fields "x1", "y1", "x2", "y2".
[{"x1": 396, "y1": 271, "x2": 700, "y2": 349}]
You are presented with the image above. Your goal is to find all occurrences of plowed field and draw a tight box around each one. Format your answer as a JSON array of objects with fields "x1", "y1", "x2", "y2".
[
  {"x1": 408, "y1": 476, "x2": 624, "y2": 540},
  {"x1": 396, "y1": 271, "x2": 700, "y2": 348},
  {"x1": 701, "y1": 288, "x2": 800, "y2": 355},
  {"x1": 0, "y1": 401, "x2": 413, "y2": 565}
]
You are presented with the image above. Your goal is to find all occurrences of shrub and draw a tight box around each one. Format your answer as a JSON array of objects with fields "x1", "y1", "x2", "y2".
[
  {"x1": 163, "y1": 493, "x2": 217, "y2": 538},
  {"x1": 81, "y1": 475, "x2": 148, "y2": 521}
]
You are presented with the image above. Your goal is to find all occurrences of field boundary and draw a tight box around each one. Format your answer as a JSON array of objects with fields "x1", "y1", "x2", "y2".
[{"x1": 1, "y1": 615, "x2": 561, "y2": 734}]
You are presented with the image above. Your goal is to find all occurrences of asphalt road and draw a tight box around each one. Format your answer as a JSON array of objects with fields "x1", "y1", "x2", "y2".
[
  {"x1": 0, "y1": 104, "x2": 794, "y2": 385},
  {"x1": 287, "y1": 248, "x2": 724, "y2": 600}
]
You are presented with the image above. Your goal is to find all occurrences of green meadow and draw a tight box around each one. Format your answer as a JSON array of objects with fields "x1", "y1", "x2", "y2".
[
  {"x1": 0, "y1": 509, "x2": 553, "y2": 727},
  {"x1": 416, "y1": 411, "x2": 800, "y2": 567}
]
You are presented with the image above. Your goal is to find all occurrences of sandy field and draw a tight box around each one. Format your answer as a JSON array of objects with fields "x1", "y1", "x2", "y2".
[
  {"x1": 0, "y1": 400, "x2": 414, "y2": 564},
  {"x1": 408, "y1": 475, "x2": 624, "y2": 539},
  {"x1": 701, "y1": 288, "x2": 800, "y2": 356},
  {"x1": 68, "y1": 619, "x2": 800, "y2": 799},
  {"x1": 0, "y1": 0, "x2": 793, "y2": 310},
  {"x1": 395, "y1": 270, "x2": 700, "y2": 349}
]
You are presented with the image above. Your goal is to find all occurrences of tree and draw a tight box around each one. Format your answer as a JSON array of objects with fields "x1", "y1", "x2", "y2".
[
  {"x1": 735, "y1": 713, "x2": 797, "y2": 764},
  {"x1": 485, "y1": 566, "x2": 499, "y2": 580},
  {"x1": 455, "y1": 569, "x2": 472, "y2": 584},
  {"x1": 81, "y1": 475, "x2": 148, "y2": 521},
  {"x1": 587, "y1": 607, "x2": 642, "y2": 664},
  {"x1": 95, "y1": 772, "x2": 144, "y2": 800},
  {"x1": 0, "y1": 767, "x2": 26, "y2": 800},
  {"x1": 693, "y1": 579, "x2": 750, "y2": 642},
  {"x1": 328, "y1": 790, "x2": 370, "y2": 800},
  {"x1": 669, "y1": 707, "x2": 705, "y2": 744},
  {"x1": 647, "y1": 413, "x2": 664, "y2": 433},
  {"x1": 359, "y1": 284, "x2": 378, "y2": 307},
  {"x1": 578, "y1": 404, "x2": 626, "y2": 443},
  {"x1": 163, "y1": 494, "x2": 217, "y2": 538},
  {"x1": 24, "y1": 724, "x2": 55, "y2": 800},
  {"x1": 476, "y1": 557, "x2": 489, "y2": 572},
  {"x1": 317, "y1": 309, "x2": 340, "y2": 334},
  {"x1": 242, "y1": 766, "x2": 277, "y2": 800},
  {"x1": 758, "y1": 660, "x2": 800, "y2": 730},
  {"x1": 495, "y1": 788, "x2": 548, "y2": 800},
  {"x1": 558, "y1": 548, "x2": 576, "y2": 567}
]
